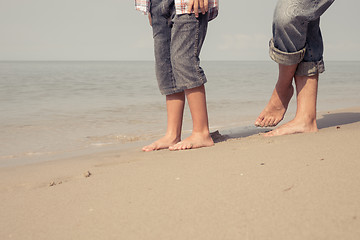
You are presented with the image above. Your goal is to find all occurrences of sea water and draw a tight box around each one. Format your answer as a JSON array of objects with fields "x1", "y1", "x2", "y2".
[{"x1": 1, "y1": 61, "x2": 360, "y2": 167}]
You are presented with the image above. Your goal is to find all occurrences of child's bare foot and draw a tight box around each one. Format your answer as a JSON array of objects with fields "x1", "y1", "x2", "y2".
[
  {"x1": 255, "y1": 84, "x2": 294, "y2": 127},
  {"x1": 168, "y1": 132, "x2": 214, "y2": 151},
  {"x1": 264, "y1": 117, "x2": 318, "y2": 137},
  {"x1": 142, "y1": 135, "x2": 180, "y2": 152}
]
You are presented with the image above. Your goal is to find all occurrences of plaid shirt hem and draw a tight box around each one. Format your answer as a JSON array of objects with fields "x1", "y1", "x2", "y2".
[{"x1": 135, "y1": 0, "x2": 219, "y2": 21}]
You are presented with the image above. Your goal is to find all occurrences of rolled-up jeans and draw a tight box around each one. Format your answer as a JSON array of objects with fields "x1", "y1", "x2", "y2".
[{"x1": 269, "y1": 0, "x2": 335, "y2": 76}]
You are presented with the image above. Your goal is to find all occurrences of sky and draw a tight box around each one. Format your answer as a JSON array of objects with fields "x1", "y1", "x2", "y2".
[{"x1": 0, "y1": 0, "x2": 359, "y2": 61}]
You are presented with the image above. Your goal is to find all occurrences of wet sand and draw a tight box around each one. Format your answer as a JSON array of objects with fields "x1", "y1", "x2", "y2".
[{"x1": 1, "y1": 107, "x2": 360, "y2": 240}]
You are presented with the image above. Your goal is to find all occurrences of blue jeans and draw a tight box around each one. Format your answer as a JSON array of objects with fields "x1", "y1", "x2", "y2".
[
  {"x1": 150, "y1": 0, "x2": 208, "y2": 95},
  {"x1": 269, "y1": 0, "x2": 335, "y2": 76}
]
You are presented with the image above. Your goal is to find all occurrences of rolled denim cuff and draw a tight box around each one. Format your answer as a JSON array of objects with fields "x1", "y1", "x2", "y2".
[
  {"x1": 269, "y1": 38, "x2": 306, "y2": 66},
  {"x1": 295, "y1": 60, "x2": 325, "y2": 76}
]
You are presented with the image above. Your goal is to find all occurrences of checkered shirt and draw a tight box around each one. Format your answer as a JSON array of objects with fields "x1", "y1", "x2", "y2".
[{"x1": 135, "y1": 0, "x2": 219, "y2": 21}]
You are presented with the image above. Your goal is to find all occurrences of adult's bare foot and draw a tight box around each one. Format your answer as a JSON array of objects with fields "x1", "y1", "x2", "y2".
[
  {"x1": 142, "y1": 135, "x2": 180, "y2": 152},
  {"x1": 255, "y1": 84, "x2": 294, "y2": 127},
  {"x1": 169, "y1": 132, "x2": 214, "y2": 151},
  {"x1": 264, "y1": 117, "x2": 318, "y2": 136}
]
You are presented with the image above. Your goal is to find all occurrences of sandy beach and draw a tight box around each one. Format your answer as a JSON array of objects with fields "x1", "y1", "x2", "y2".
[{"x1": 1, "y1": 106, "x2": 360, "y2": 240}]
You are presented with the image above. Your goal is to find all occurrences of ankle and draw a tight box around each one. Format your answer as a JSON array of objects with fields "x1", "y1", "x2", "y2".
[
  {"x1": 164, "y1": 131, "x2": 181, "y2": 141},
  {"x1": 191, "y1": 129, "x2": 211, "y2": 138},
  {"x1": 294, "y1": 114, "x2": 317, "y2": 126}
]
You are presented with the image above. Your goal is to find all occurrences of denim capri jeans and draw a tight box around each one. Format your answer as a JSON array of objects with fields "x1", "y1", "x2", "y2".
[
  {"x1": 270, "y1": 0, "x2": 335, "y2": 76},
  {"x1": 150, "y1": 0, "x2": 208, "y2": 95}
]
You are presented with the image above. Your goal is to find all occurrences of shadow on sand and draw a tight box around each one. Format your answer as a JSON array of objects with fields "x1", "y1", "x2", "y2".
[
  {"x1": 317, "y1": 112, "x2": 360, "y2": 129},
  {"x1": 211, "y1": 126, "x2": 269, "y2": 143},
  {"x1": 211, "y1": 112, "x2": 360, "y2": 144}
]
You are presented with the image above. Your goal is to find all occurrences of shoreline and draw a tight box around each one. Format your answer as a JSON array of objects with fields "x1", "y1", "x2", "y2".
[
  {"x1": 1, "y1": 106, "x2": 360, "y2": 239},
  {"x1": 1, "y1": 106, "x2": 358, "y2": 169},
  {"x1": 2, "y1": 60, "x2": 360, "y2": 169}
]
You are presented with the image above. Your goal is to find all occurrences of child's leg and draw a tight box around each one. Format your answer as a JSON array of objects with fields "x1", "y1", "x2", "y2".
[
  {"x1": 255, "y1": 63, "x2": 296, "y2": 127},
  {"x1": 169, "y1": 85, "x2": 214, "y2": 150},
  {"x1": 265, "y1": 74, "x2": 318, "y2": 136},
  {"x1": 142, "y1": 91, "x2": 185, "y2": 151},
  {"x1": 167, "y1": 11, "x2": 213, "y2": 150},
  {"x1": 142, "y1": 0, "x2": 185, "y2": 152}
]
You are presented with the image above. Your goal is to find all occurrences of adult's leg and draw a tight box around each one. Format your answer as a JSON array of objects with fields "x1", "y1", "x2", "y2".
[
  {"x1": 265, "y1": 74, "x2": 318, "y2": 136},
  {"x1": 264, "y1": 18, "x2": 325, "y2": 136},
  {"x1": 255, "y1": 0, "x2": 308, "y2": 127},
  {"x1": 255, "y1": 0, "x2": 335, "y2": 128},
  {"x1": 255, "y1": 63, "x2": 296, "y2": 127}
]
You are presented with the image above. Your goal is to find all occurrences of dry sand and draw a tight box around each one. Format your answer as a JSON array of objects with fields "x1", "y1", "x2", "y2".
[{"x1": 1, "y1": 107, "x2": 360, "y2": 240}]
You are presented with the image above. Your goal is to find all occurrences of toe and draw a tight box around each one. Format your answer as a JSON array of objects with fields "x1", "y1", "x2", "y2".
[
  {"x1": 255, "y1": 115, "x2": 264, "y2": 126},
  {"x1": 268, "y1": 118, "x2": 276, "y2": 127},
  {"x1": 266, "y1": 117, "x2": 275, "y2": 127},
  {"x1": 142, "y1": 143, "x2": 156, "y2": 152},
  {"x1": 262, "y1": 118, "x2": 270, "y2": 127},
  {"x1": 259, "y1": 119, "x2": 265, "y2": 127},
  {"x1": 169, "y1": 142, "x2": 181, "y2": 151}
]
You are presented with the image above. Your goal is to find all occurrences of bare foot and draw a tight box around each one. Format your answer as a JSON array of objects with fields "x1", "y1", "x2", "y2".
[
  {"x1": 142, "y1": 135, "x2": 180, "y2": 152},
  {"x1": 264, "y1": 117, "x2": 318, "y2": 137},
  {"x1": 255, "y1": 84, "x2": 294, "y2": 127},
  {"x1": 169, "y1": 132, "x2": 214, "y2": 151}
]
